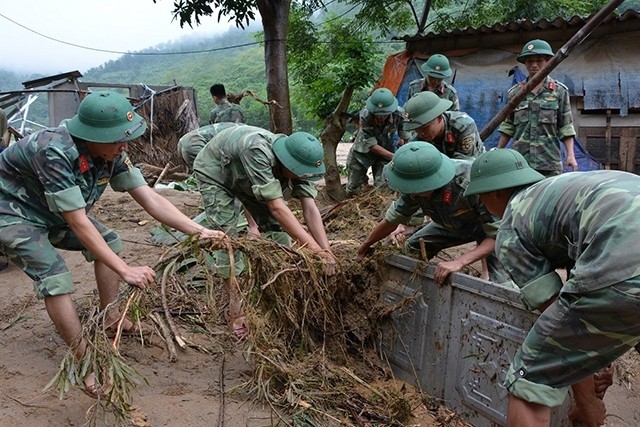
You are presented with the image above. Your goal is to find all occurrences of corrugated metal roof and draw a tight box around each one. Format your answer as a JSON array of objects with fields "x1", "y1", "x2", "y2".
[{"x1": 402, "y1": 9, "x2": 640, "y2": 42}]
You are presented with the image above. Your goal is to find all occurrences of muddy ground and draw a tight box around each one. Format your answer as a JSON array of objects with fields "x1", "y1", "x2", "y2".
[{"x1": 0, "y1": 187, "x2": 638, "y2": 426}]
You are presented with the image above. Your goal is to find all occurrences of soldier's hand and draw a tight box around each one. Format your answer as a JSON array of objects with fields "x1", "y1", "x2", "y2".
[
  {"x1": 198, "y1": 228, "x2": 226, "y2": 240},
  {"x1": 198, "y1": 228, "x2": 230, "y2": 249},
  {"x1": 247, "y1": 226, "x2": 261, "y2": 240},
  {"x1": 122, "y1": 266, "x2": 156, "y2": 289},
  {"x1": 434, "y1": 259, "x2": 465, "y2": 286},
  {"x1": 565, "y1": 154, "x2": 579, "y2": 172},
  {"x1": 319, "y1": 250, "x2": 338, "y2": 276}
]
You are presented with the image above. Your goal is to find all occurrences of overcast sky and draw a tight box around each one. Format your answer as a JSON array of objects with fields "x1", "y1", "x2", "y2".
[{"x1": 1, "y1": 0, "x2": 233, "y2": 75}]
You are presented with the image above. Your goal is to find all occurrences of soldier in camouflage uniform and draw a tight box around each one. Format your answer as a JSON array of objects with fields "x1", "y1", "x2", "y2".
[
  {"x1": 497, "y1": 39, "x2": 578, "y2": 177},
  {"x1": 193, "y1": 124, "x2": 336, "y2": 338},
  {"x1": 402, "y1": 91, "x2": 484, "y2": 159},
  {"x1": 465, "y1": 149, "x2": 633, "y2": 427},
  {"x1": 346, "y1": 88, "x2": 404, "y2": 196},
  {"x1": 407, "y1": 54, "x2": 459, "y2": 111},
  {"x1": 177, "y1": 122, "x2": 240, "y2": 169},
  {"x1": 0, "y1": 91, "x2": 224, "y2": 397},
  {"x1": 0, "y1": 108, "x2": 6, "y2": 270},
  {"x1": 209, "y1": 83, "x2": 245, "y2": 124},
  {"x1": 356, "y1": 141, "x2": 510, "y2": 285},
  {"x1": 0, "y1": 107, "x2": 7, "y2": 149}
]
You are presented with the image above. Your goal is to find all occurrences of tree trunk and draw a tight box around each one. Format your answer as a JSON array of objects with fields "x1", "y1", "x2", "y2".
[
  {"x1": 257, "y1": 0, "x2": 293, "y2": 134},
  {"x1": 320, "y1": 86, "x2": 355, "y2": 202}
]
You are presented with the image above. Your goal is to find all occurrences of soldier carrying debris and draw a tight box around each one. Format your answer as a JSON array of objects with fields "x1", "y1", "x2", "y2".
[
  {"x1": 356, "y1": 141, "x2": 510, "y2": 285},
  {"x1": 193, "y1": 124, "x2": 337, "y2": 339},
  {"x1": 0, "y1": 91, "x2": 225, "y2": 398},
  {"x1": 465, "y1": 149, "x2": 627, "y2": 427}
]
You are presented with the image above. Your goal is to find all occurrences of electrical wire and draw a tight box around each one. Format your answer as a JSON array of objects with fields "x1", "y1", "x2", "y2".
[{"x1": 0, "y1": 8, "x2": 400, "y2": 59}]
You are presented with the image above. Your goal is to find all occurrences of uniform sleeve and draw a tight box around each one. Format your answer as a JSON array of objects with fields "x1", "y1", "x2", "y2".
[
  {"x1": 498, "y1": 89, "x2": 517, "y2": 137},
  {"x1": 240, "y1": 144, "x2": 283, "y2": 201},
  {"x1": 209, "y1": 108, "x2": 217, "y2": 125},
  {"x1": 384, "y1": 195, "x2": 421, "y2": 224},
  {"x1": 353, "y1": 110, "x2": 378, "y2": 153},
  {"x1": 407, "y1": 79, "x2": 422, "y2": 99},
  {"x1": 481, "y1": 218, "x2": 500, "y2": 239},
  {"x1": 110, "y1": 153, "x2": 147, "y2": 192},
  {"x1": 496, "y1": 225, "x2": 556, "y2": 296},
  {"x1": 291, "y1": 179, "x2": 318, "y2": 199},
  {"x1": 557, "y1": 86, "x2": 576, "y2": 139},
  {"x1": 455, "y1": 115, "x2": 480, "y2": 156},
  {"x1": 447, "y1": 87, "x2": 460, "y2": 112},
  {"x1": 30, "y1": 144, "x2": 85, "y2": 213}
]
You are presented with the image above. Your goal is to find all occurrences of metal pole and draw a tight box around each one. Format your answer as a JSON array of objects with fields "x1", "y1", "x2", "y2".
[{"x1": 479, "y1": 0, "x2": 626, "y2": 141}]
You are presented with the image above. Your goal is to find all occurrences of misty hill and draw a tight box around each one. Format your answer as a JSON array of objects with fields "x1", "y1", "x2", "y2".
[{"x1": 83, "y1": 26, "x2": 276, "y2": 128}]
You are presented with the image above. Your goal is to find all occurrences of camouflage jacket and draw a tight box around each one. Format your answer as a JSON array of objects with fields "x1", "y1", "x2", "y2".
[
  {"x1": 407, "y1": 78, "x2": 460, "y2": 111},
  {"x1": 193, "y1": 125, "x2": 317, "y2": 202},
  {"x1": 0, "y1": 107, "x2": 7, "y2": 146},
  {"x1": 385, "y1": 159, "x2": 497, "y2": 235},
  {"x1": 209, "y1": 99, "x2": 245, "y2": 124},
  {"x1": 498, "y1": 76, "x2": 576, "y2": 173},
  {"x1": 0, "y1": 124, "x2": 146, "y2": 227},
  {"x1": 497, "y1": 171, "x2": 640, "y2": 296},
  {"x1": 408, "y1": 111, "x2": 484, "y2": 159},
  {"x1": 352, "y1": 106, "x2": 405, "y2": 157},
  {"x1": 177, "y1": 122, "x2": 239, "y2": 168}
]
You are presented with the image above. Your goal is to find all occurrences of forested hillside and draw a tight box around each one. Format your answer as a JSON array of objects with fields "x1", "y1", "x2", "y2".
[{"x1": 82, "y1": 27, "x2": 278, "y2": 129}]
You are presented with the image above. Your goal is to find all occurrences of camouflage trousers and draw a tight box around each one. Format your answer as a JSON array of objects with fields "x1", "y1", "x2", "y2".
[
  {"x1": 199, "y1": 183, "x2": 291, "y2": 279},
  {"x1": 0, "y1": 218, "x2": 122, "y2": 299},
  {"x1": 505, "y1": 276, "x2": 640, "y2": 407},
  {"x1": 406, "y1": 220, "x2": 512, "y2": 284},
  {"x1": 345, "y1": 149, "x2": 388, "y2": 196}
]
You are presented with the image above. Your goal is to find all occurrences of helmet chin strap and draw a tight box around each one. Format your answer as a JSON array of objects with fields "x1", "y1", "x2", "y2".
[{"x1": 114, "y1": 119, "x2": 145, "y2": 142}]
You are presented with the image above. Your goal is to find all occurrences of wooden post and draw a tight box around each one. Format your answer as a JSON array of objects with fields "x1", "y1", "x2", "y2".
[{"x1": 480, "y1": 0, "x2": 626, "y2": 141}]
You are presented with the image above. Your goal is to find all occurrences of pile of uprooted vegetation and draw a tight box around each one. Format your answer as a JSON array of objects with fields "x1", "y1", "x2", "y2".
[{"x1": 50, "y1": 189, "x2": 473, "y2": 426}]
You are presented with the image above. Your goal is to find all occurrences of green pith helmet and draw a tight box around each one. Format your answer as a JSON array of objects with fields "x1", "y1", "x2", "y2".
[
  {"x1": 422, "y1": 54, "x2": 452, "y2": 79},
  {"x1": 383, "y1": 141, "x2": 455, "y2": 193},
  {"x1": 365, "y1": 88, "x2": 399, "y2": 115},
  {"x1": 66, "y1": 91, "x2": 147, "y2": 143},
  {"x1": 403, "y1": 91, "x2": 452, "y2": 131},
  {"x1": 464, "y1": 149, "x2": 545, "y2": 196},
  {"x1": 516, "y1": 39, "x2": 554, "y2": 63},
  {"x1": 272, "y1": 131, "x2": 326, "y2": 180}
]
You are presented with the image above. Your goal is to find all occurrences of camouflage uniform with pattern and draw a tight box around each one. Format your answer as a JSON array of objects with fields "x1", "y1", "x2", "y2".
[
  {"x1": 346, "y1": 106, "x2": 404, "y2": 195},
  {"x1": 385, "y1": 159, "x2": 510, "y2": 284},
  {"x1": 407, "y1": 111, "x2": 484, "y2": 159},
  {"x1": 0, "y1": 107, "x2": 7, "y2": 148},
  {"x1": 209, "y1": 99, "x2": 245, "y2": 125},
  {"x1": 498, "y1": 76, "x2": 575, "y2": 175},
  {"x1": 193, "y1": 125, "x2": 319, "y2": 278},
  {"x1": 177, "y1": 122, "x2": 240, "y2": 169},
  {"x1": 497, "y1": 171, "x2": 640, "y2": 406},
  {"x1": 407, "y1": 78, "x2": 460, "y2": 111},
  {"x1": 0, "y1": 124, "x2": 147, "y2": 297}
]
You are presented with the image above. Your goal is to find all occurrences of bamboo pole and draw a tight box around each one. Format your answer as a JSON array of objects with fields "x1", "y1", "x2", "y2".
[{"x1": 480, "y1": 0, "x2": 626, "y2": 141}]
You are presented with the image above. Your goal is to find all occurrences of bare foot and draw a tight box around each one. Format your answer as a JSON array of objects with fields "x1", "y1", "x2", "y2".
[
  {"x1": 224, "y1": 311, "x2": 248, "y2": 340},
  {"x1": 106, "y1": 317, "x2": 151, "y2": 338},
  {"x1": 594, "y1": 364, "x2": 614, "y2": 399},
  {"x1": 82, "y1": 372, "x2": 108, "y2": 399}
]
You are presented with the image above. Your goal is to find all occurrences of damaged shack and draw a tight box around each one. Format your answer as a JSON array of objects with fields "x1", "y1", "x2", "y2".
[{"x1": 0, "y1": 70, "x2": 198, "y2": 181}]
